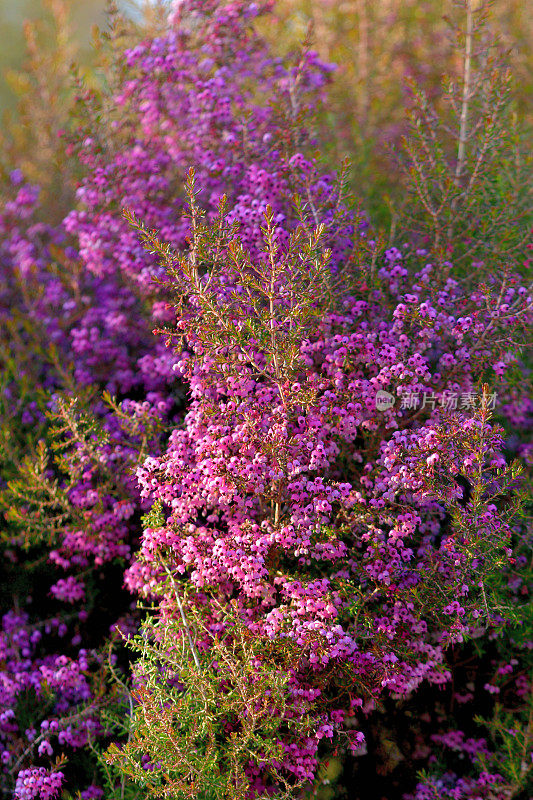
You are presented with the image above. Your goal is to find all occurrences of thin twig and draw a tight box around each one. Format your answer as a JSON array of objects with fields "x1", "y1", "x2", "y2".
[
  {"x1": 160, "y1": 558, "x2": 201, "y2": 669},
  {"x1": 447, "y1": 0, "x2": 474, "y2": 243}
]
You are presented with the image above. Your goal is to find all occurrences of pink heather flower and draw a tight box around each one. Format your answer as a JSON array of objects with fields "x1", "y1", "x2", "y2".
[
  {"x1": 49, "y1": 577, "x2": 85, "y2": 604},
  {"x1": 14, "y1": 768, "x2": 64, "y2": 800}
]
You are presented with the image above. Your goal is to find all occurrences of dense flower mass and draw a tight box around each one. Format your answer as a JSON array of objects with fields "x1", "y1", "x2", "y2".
[
  {"x1": 0, "y1": 0, "x2": 531, "y2": 798},
  {"x1": 123, "y1": 206, "x2": 530, "y2": 783},
  {"x1": 14, "y1": 768, "x2": 64, "y2": 800}
]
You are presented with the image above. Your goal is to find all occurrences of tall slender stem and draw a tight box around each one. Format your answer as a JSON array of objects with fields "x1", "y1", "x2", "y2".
[
  {"x1": 161, "y1": 559, "x2": 201, "y2": 669},
  {"x1": 455, "y1": 0, "x2": 474, "y2": 187},
  {"x1": 355, "y1": 0, "x2": 369, "y2": 137},
  {"x1": 447, "y1": 0, "x2": 474, "y2": 248}
]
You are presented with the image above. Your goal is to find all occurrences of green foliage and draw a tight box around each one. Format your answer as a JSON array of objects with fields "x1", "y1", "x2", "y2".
[
  {"x1": 400, "y1": 0, "x2": 531, "y2": 278},
  {"x1": 0, "y1": 0, "x2": 82, "y2": 214},
  {"x1": 263, "y1": 0, "x2": 532, "y2": 231},
  {"x1": 104, "y1": 590, "x2": 314, "y2": 800},
  {"x1": 475, "y1": 701, "x2": 533, "y2": 797},
  {"x1": 0, "y1": 390, "x2": 164, "y2": 551},
  {"x1": 141, "y1": 500, "x2": 165, "y2": 531}
]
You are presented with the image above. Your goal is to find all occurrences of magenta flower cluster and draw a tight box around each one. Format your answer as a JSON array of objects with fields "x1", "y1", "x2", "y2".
[{"x1": 13, "y1": 768, "x2": 64, "y2": 800}]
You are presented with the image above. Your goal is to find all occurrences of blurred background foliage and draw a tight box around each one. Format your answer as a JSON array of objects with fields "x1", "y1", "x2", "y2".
[
  {"x1": 0, "y1": 0, "x2": 171, "y2": 103},
  {"x1": 0, "y1": 0, "x2": 106, "y2": 113},
  {"x1": 0, "y1": 1, "x2": 172, "y2": 215},
  {"x1": 0, "y1": 0, "x2": 530, "y2": 225},
  {"x1": 260, "y1": 0, "x2": 532, "y2": 226}
]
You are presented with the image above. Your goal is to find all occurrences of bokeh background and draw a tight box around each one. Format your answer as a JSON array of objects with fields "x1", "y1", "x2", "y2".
[
  {"x1": 0, "y1": 0, "x2": 531, "y2": 224},
  {"x1": 0, "y1": 1, "x2": 173, "y2": 103}
]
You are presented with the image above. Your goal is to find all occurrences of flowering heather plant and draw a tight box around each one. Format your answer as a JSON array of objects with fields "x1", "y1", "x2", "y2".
[
  {"x1": 112, "y1": 162, "x2": 531, "y2": 791},
  {"x1": 0, "y1": 1, "x2": 345, "y2": 794},
  {"x1": 0, "y1": 0, "x2": 531, "y2": 798}
]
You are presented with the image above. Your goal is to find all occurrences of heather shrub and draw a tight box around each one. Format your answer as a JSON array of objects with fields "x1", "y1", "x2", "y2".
[
  {"x1": 0, "y1": 1, "x2": 343, "y2": 794},
  {"x1": 108, "y1": 167, "x2": 531, "y2": 795},
  {"x1": 0, "y1": 0, "x2": 531, "y2": 798}
]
